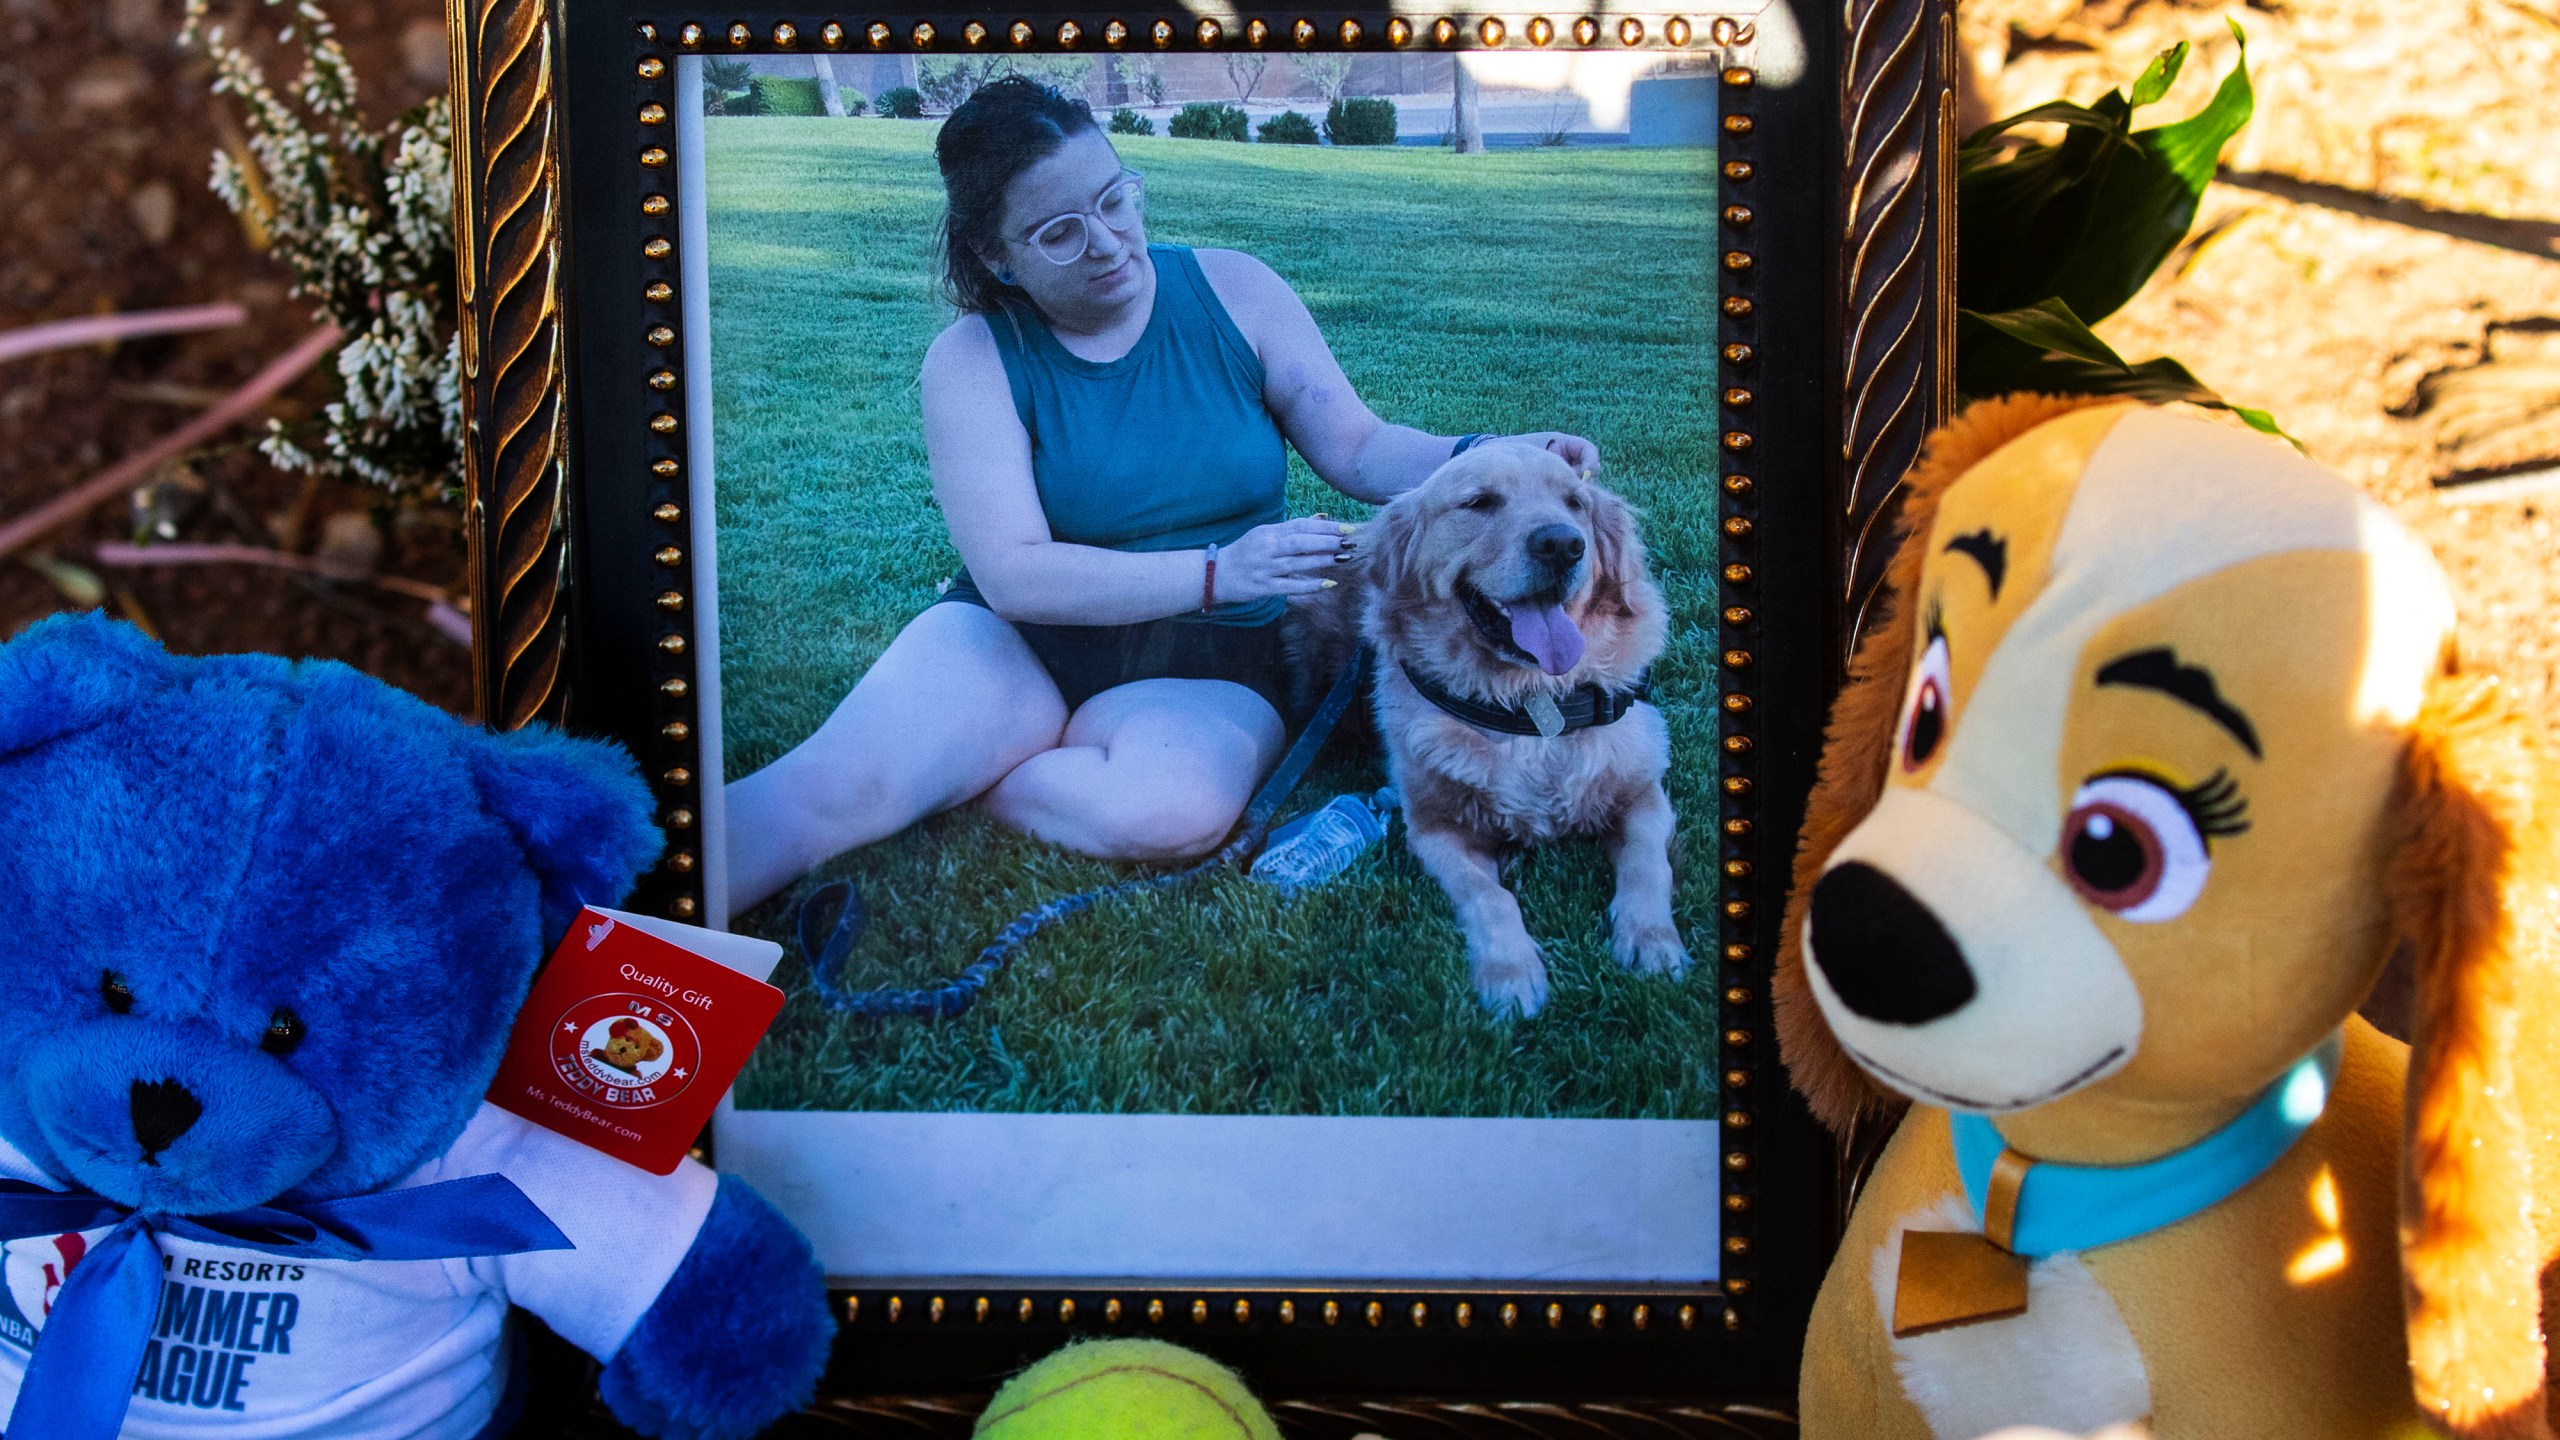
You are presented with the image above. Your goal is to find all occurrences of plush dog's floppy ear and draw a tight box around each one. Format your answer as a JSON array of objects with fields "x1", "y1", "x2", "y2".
[
  {"x1": 470, "y1": 724, "x2": 666, "y2": 943},
  {"x1": 0, "y1": 611, "x2": 179, "y2": 759},
  {"x1": 2391, "y1": 668, "x2": 2560, "y2": 1440},
  {"x1": 1773, "y1": 392, "x2": 2125, "y2": 1135}
]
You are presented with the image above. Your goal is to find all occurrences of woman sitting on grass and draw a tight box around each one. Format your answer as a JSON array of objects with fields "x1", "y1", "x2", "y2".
[{"x1": 725, "y1": 76, "x2": 1598, "y2": 911}]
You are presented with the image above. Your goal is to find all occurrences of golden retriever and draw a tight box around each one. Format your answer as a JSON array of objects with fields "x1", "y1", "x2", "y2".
[{"x1": 1288, "y1": 442, "x2": 1687, "y2": 1017}]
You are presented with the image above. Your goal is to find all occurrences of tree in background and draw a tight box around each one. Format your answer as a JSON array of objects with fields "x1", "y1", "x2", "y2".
[
  {"x1": 1451, "y1": 57, "x2": 1483, "y2": 154},
  {"x1": 1112, "y1": 54, "x2": 1167, "y2": 108},
  {"x1": 1223, "y1": 53, "x2": 1269, "y2": 104},
  {"x1": 700, "y1": 58, "x2": 761, "y2": 115},
  {"x1": 811, "y1": 53, "x2": 850, "y2": 117},
  {"x1": 1291, "y1": 54, "x2": 1353, "y2": 106},
  {"x1": 918, "y1": 55, "x2": 1095, "y2": 112}
]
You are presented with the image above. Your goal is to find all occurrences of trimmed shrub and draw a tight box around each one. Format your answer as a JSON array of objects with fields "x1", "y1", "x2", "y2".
[
  {"x1": 1169, "y1": 101, "x2": 1249, "y2": 142},
  {"x1": 754, "y1": 76, "x2": 824, "y2": 116},
  {"x1": 1257, "y1": 109, "x2": 1319, "y2": 144},
  {"x1": 837, "y1": 88, "x2": 867, "y2": 116},
  {"x1": 1324, "y1": 96, "x2": 1398, "y2": 146},
  {"x1": 877, "y1": 85, "x2": 924, "y2": 119},
  {"x1": 1108, "y1": 106, "x2": 1155, "y2": 136}
]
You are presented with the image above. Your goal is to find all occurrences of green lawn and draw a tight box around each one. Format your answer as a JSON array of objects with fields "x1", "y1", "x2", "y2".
[{"x1": 707, "y1": 118, "x2": 1726, "y2": 1118}]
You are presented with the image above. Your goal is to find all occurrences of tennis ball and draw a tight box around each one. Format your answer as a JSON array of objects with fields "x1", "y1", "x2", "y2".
[{"x1": 974, "y1": 1337, "x2": 1281, "y2": 1440}]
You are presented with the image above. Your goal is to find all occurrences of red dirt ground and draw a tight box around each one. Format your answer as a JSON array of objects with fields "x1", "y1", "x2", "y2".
[{"x1": 0, "y1": 0, "x2": 470, "y2": 709}]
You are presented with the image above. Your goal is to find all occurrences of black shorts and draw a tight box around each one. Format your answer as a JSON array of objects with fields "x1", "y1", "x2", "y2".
[{"x1": 936, "y1": 589, "x2": 1294, "y2": 720}]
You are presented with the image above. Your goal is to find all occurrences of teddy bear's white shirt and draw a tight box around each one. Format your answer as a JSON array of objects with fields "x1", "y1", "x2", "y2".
[
  {"x1": 0, "y1": 1103, "x2": 714, "y2": 1439},
  {"x1": 1870, "y1": 1195, "x2": 2152, "y2": 1440}
]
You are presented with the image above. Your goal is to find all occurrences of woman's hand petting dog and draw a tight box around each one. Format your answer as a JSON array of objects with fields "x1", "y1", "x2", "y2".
[
  {"x1": 1217, "y1": 515, "x2": 1356, "y2": 602},
  {"x1": 1501, "y1": 431, "x2": 1602, "y2": 477}
]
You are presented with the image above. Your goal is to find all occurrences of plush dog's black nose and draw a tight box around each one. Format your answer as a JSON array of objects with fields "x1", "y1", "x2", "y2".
[
  {"x1": 1526, "y1": 523, "x2": 1584, "y2": 578},
  {"x1": 1807, "y1": 861, "x2": 1976, "y2": 1025},
  {"x1": 130, "y1": 1078, "x2": 202, "y2": 1160}
]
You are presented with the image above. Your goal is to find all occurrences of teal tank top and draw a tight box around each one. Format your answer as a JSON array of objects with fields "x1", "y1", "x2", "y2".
[{"x1": 951, "y1": 244, "x2": 1288, "y2": 627}]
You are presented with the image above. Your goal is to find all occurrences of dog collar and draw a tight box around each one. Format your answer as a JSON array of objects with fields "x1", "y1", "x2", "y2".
[
  {"x1": 1949, "y1": 1031, "x2": 2342, "y2": 1258},
  {"x1": 1399, "y1": 661, "x2": 1648, "y2": 738}
]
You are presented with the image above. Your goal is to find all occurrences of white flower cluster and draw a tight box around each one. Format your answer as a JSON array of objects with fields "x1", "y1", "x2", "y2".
[{"x1": 184, "y1": 0, "x2": 463, "y2": 504}]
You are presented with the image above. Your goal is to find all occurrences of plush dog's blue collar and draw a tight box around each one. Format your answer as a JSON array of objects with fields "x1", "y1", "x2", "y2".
[{"x1": 1951, "y1": 1032, "x2": 2342, "y2": 1258}]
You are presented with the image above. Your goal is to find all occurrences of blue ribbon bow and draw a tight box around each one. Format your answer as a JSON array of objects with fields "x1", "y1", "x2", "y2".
[{"x1": 0, "y1": 1174, "x2": 572, "y2": 1440}]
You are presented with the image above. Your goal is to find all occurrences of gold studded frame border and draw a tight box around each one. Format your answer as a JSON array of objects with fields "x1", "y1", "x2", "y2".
[{"x1": 455, "y1": 0, "x2": 1958, "y2": 1418}]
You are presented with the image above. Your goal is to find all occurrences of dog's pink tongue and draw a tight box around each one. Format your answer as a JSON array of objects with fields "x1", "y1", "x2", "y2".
[{"x1": 1506, "y1": 602, "x2": 1586, "y2": 676}]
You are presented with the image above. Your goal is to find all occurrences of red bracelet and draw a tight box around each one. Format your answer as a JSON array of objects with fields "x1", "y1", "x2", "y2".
[{"x1": 1201, "y1": 542, "x2": 1219, "y2": 613}]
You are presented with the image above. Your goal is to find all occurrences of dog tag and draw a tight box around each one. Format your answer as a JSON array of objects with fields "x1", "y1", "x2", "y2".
[
  {"x1": 1892, "y1": 1148, "x2": 2035, "y2": 1337},
  {"x1": 1891, "y1": 1230, "x2": 2030, "y2": 1336},
  {"x1": 1524, "y1": 692, "x2": 1566, "y2": 738}
]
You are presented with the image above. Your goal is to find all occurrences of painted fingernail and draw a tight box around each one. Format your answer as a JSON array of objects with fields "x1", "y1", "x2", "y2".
[
  {"x1": 1333, "y1": 552, "x2": 1353, "y2": 563},
  {"x1": 1321, "y1": 579, "x2": 1338, "y2": 588},
  {"x1": 1338, "y1": 523, "x2": 1355, "y2": 536}
]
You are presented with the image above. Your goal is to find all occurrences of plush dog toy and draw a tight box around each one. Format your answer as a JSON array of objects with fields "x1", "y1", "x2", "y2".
[
  {"x1": 0, "y1": 615, "x2": 834, "y2": 1439},
  {"x1": 1778, "y1": 397, "x2": 2560, "y2": 1438}
]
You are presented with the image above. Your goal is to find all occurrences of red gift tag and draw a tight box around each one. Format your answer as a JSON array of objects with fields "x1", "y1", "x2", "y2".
[{"x1": 489, "y1": 906, "x2": 785, "y2": 1174}]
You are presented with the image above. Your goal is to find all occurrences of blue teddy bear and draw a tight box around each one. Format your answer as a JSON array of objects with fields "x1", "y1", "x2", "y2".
[{"x1": 0, "y1": 614, "x2": 833, "y2": 1439}]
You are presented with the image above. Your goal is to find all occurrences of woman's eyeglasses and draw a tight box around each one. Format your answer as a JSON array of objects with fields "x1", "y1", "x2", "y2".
[{"x1": 1015, "y1": 171, "x2": 1145, "y2": 266}]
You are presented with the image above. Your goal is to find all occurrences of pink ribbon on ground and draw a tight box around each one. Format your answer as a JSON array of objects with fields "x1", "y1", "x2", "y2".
[
  {"x1": 0, "y1": 303, "x2": 249, "y2": 367},
  {"x1": 0, "y1": 323, "x2": 342, "y2": 564}
]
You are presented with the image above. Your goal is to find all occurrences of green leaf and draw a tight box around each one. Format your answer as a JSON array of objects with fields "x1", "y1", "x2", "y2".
[
  {"x1": 1955, "y1": 326, "x2": 2297, "y2": 448},
  {"x1": 2052, "y1": 26, "x2": 2252, "y2": 324},
  {"x1": 21, "y1": 553, "x2": 104, "y2": 609},
  {"x1": 2039, "y1": 353, "x2": 2214, "y2": 403},
  {"x1": 2227, "y1": 405, "x2": 2288, "y2": 440},
  {"x1": 1956, "y1": 94, "x2": 2137, "y2": 314},
  {"x1": 1959, "y1": 99, "x2": 2132, "y2": 152},
  {"x1": 1955, "y1": 25, "x2": 2254, "y2": 328},
  {"x1": 2144, "y1": 21, "x2": 2255, "y2": 197},
  {"x1": 2128, "y1": 41, "x2": 2189, "y2": 110},
  {"x1": 1951, "y1": 23, "x2": 2287, "y2": 445},
  {"x1": 1962, "y1": 298, "x2": 2128, "y2": 370}
]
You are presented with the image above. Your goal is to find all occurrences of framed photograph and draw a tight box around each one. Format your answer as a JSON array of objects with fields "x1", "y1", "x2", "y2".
[{"x1": 450, "y1": 0, "x2": 1954, "y2": 1425}]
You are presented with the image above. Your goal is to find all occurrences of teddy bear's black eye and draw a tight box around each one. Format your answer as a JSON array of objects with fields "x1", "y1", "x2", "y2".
[
  {"x1": 261, "y1": 1009, "x2": 306, "y2": 1056},
  {"x1": 101, "y1": 970, "x2": 135, "y2": 1015}
]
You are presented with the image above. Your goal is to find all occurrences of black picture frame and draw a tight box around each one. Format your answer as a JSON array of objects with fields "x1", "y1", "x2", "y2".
[{"x1": 449, "y1": 0, "x2": 1956, "y2": 1426}]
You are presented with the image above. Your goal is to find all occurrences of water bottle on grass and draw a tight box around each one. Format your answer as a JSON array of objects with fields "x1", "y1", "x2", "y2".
[{"x1": 1251, "y1": 787, "x2": 1398, "y2": 894}]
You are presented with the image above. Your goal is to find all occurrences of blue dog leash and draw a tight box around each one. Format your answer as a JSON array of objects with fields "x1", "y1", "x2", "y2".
[
  {"x1": 796, "y1": 649, "x2": 1370, "y2": 1019},
  {"x1": 0, "y1": 1174, "x2": 570, "y2": 1440}
]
